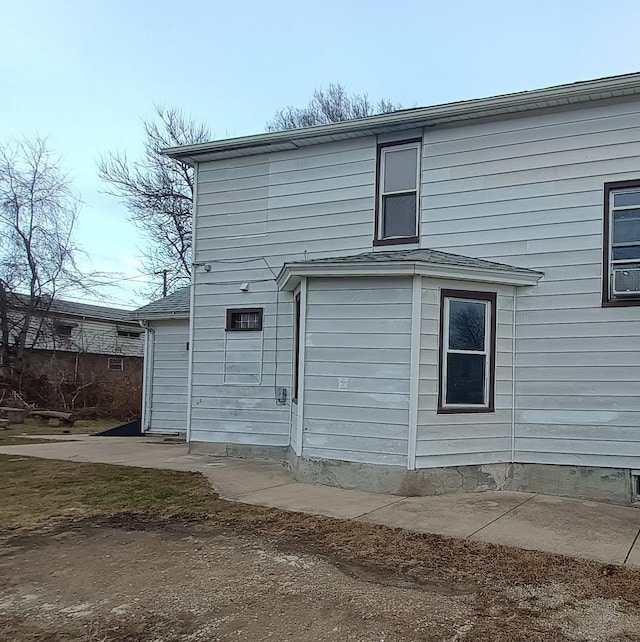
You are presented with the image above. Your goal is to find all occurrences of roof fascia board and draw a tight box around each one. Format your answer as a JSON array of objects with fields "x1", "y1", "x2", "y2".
[
  {"x1": 277, "y1": 261, "x2": 543, "y2": 291},
  {"x1": 165, "y1": 74, "x2": 640, "y2": 163},
  {"x1": 131, "y1": 312, "x2": 190, "y2": 321}
]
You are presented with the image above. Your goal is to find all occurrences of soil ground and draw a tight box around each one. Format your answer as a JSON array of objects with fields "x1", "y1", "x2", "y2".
[{"x1": 2, "y1": 456, "x2": 640, "y2": 641}]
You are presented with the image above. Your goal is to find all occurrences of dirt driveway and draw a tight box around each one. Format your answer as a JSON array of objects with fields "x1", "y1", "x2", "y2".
[{"x1": 2, "y1": 518, "x2": 640, "y2": 642}]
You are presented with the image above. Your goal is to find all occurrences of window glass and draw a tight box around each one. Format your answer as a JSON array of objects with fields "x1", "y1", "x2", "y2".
[
  {"x1": 383, "y1": 147, "x2": 418, "y2": 193},
  {"x1": 448, "y1": 300, "x2": 486, "y2": 351},
  {"x1": 233, "y1": 312, "x2": 261, "y2": 330},
  {"x1": 613, "y1": 191, "x2": 640, "y2": 208},
  {"x1": 612, "y1": 246, "x2": 640, "y2": 261},
  {"x1": 446, "y1": 353, "x2": 485, "y2": 405},
  {"x1": 382, "y1": 194, "x2": 417, "y2": 238},
  {"x1": 613, "y1": 209, "x2": 640, "y2": 244}
]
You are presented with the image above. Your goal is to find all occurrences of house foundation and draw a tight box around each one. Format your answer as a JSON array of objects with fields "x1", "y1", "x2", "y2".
[{"x1": 190, "y1": 441, "x2": 635, "y2": 506}]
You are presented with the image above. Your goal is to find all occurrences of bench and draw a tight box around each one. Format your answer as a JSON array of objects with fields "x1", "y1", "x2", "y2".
[
  {"x1": 0, "y1": 407, "x2": 26, "y2": 424},
  {"x1": 30, "y1": 410, "x2": 75, "y2": 427}
]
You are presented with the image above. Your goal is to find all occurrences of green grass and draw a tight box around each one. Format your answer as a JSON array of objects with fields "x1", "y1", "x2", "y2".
[{"x1": 0, "y1": 455, "x2": 219, "y2": 532}]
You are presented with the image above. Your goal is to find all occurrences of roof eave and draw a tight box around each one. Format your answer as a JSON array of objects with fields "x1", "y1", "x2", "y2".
[
  {"x1": 277, "y1": 261, "x2": 543, "y2": 291},
  {"x1": 164, "y1": 72, "x2": 640, "y2": 163},
  {"x1": 130, "y1": 311, "x2": 190, "y2": 321}
]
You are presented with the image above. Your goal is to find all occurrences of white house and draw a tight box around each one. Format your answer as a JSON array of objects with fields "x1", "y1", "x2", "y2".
[
  {"x1": 132, "y1": 288, "x2": 190, "y2": 435},
  {"x1": 165, "y1": 73, "x2": 640, "y2": 505}
]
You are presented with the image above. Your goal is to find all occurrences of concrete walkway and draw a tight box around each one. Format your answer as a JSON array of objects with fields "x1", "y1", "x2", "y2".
[{"x1": 3, "y1": 435, "x2": 640, "y2": 567}]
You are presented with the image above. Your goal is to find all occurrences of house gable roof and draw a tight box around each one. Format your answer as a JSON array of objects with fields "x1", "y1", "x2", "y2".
[
  {"x1": 131, "y1": 287, "x2": 190, "y2": 320},
  {"x1": 165, "y1": 72, "x2": 640, "y2": 163},
  {"x1": 277, "y1": 249, "x2": 543, "y2": 291}
]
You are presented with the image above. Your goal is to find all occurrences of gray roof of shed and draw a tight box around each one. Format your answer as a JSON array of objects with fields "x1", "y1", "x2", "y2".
[
  {"x1": 131, "y1": 287, "x2": 190, "y2": 319},
  {"x1": 293, "y1": 249, "x2": 540, "y2": 275}
]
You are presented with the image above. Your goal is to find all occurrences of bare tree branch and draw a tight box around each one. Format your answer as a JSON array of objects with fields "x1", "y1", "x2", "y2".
[
  {"x1": 97, "y1": 106, "x2": 211, "y2": 297},
  {"x1": 265, "y1": 83, "x2": 403, "y2": 131},
  {"x1": 0, "y1": 137, "x2": 98, "y2": 394}
]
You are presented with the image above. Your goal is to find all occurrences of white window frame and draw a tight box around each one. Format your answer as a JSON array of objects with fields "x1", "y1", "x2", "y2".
[
  {"x1": 440, "y1": 294, "x2": 493, "y2": 411},
  {"x1": 607, "y1": 185, "x2": 640, "y2": 301},
  {"x1": 377, "y1": 141, "x2": 421, "y2": 241}
]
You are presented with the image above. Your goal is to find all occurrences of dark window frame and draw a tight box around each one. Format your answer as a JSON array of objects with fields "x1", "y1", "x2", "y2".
[
  {"x1": 225, "y1": 307, "x2": 264, "y2": 332},
  {"x1": 117, "y1": 329, "x2": 142, "y2": 339},
  {"x1": 373, "y1": 138, "x2": 422, "y2": 247},
  {"x1": 437, "y1": 289, "x2": 497, "y2": 414},
  {"x1": 53, "y1": 323, "x2": 74, "y2": 337},
  {"x1": 602, "y1": 179, "x2": 640, "y2": 307},
  {"x1": 107, "y1": 357, "x2": 124, "y2": 371}
]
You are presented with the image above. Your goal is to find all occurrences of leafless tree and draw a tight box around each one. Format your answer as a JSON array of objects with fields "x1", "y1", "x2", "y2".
[
  {"x1": 98, "y1": 106, "x2": 211, "y2": 296},
  {"x1": 266, "y1": 83, "x2": 403, "y2": 131},
  {"x1": 0, "y1": 138, "x2": 88, "y2": 392}
]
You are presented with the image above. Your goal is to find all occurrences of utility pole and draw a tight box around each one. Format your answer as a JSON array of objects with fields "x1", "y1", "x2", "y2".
[{"x1": 155, "y1": 270, "x2": 168, "y2": 297}]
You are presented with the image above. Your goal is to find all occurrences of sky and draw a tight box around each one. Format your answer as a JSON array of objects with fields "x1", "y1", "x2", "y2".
[{"x1": 2, "y1": 0, "x2": 640, "y2": 309}]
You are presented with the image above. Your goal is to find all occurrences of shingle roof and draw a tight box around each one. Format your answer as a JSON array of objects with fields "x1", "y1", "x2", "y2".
[
  {"x1": 9, "y1": 294, "x2": 137, "y2": 323},
  {"x1": 131, "y1": 287, "x2": 190, "y2": 319},
  {"x1": 295, "y1": 248, "x2": 541, "y2": 276}
]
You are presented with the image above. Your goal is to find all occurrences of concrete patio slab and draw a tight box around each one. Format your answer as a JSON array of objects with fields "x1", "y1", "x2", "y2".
[
  {"x1": 471, "y1": 493, "x2": 640, "y2": 565},
  {"x1": 3, "y1": 436, "x2": 640, "y2": 567},
  {"x1": 625, "y1": 535, "x2": 640, "y2": 567},
  {"x1": 234, "y1": 481, "x2": 402, "y2": 519},
  {"x1": 358, "y1": 490, "x2": 535, "y2": 538}
]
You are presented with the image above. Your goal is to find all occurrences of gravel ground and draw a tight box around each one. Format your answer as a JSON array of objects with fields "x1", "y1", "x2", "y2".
[{"x1": 1, "y1": 518, "x2": 639, "y2": 642}]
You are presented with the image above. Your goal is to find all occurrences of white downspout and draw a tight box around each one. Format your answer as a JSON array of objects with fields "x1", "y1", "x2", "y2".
[
  {"x1": 138, "y1": 319, "x2": 155, "y2": 433},
  {"x1": 407, "y1": 274, "x2": 421, "y2": 470},
  {"x1": 185, "y1": 161, "x2": 199, "y2": 446},
  {"x1": 511, "y1": 288, "x2": 517, "y2": 463}
]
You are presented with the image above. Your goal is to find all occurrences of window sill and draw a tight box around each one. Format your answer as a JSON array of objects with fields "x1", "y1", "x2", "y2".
[
  {"x1": 602, "y1": 297, "x2": 640, "y2": 307},
  {"x1": 437, "y1": 406, "x2": 494, "y2": 414},
  {"x1": 373, "y1": 236, "x2": 419, "y2": 247}
]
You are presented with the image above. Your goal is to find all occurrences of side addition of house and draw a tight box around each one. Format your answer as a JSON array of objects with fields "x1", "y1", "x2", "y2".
[{"x1": 164, "y1": 72, "x2": 640, "y2": 505}]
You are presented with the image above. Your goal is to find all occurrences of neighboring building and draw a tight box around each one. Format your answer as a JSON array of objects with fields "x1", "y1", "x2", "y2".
[
  {"x1": 132, "y1": 288, "x2": 190, "y2": 436},
  {"x1": 2, "y1": 296, "x2": 144, "y2": 415},
  {"x1": 164, "y1": 72, "x2": 640, "y2": 505}
]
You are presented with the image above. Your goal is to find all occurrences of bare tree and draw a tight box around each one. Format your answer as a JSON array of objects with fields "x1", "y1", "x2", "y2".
[
  {"x1": 266, "y1": 83, "x2": 403, "y2": 131},
  {"x1": 0, "y1": 138, "x2": 87, "y2": 392},
  {"x1": 98, "y1": 106, "x2": 211, "y2": 296}
]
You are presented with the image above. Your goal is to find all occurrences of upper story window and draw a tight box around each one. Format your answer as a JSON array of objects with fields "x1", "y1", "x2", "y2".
[
  {"x1": 603, "y1": 181, "x2": 640, "y2": 306},
  {"x1": 438, "y1": 290, "x2": 496, "y2": 414},
  {"x1": 53, "y1": 323, "x2": 74, "y2": 337},
  {"x1": 117, "y1": 329, "x2": 141, "y2": 339},
  {"x1": 375, "y1": 140, "x2": 421, "y2": 245}
]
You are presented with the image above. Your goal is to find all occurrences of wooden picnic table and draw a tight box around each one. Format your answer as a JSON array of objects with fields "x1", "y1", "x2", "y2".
[{"x1": 29, "y1": 410, "x2": 75, "y2": 427}]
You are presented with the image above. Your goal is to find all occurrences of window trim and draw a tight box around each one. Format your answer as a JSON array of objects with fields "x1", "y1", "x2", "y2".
[
  {"x1": 602, "y1": 180, "x2": 640, "y2": 307},
  {"x1": 373, "y1": 138, "x2": 422, "y2": 246},
  {"x1": 437, "y1": 289, "x2": 496, "y2": 414},
  {"x1": 225, "y1": 307, "x2": 264, "y2": 332},
  {"x1": 292, "y1": 292, "x2": 301, "y2": 403}
]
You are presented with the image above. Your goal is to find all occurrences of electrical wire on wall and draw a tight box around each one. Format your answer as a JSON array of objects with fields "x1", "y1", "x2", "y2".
[{"x1": 193, "y1": 254, "x2": 290, "y2": 407}]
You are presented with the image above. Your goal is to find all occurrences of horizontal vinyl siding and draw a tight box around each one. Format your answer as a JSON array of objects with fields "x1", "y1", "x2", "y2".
[
  {"x1": 420, "y1": 99, "x2": 640, "y2": 469},
  {"x1": 148, "y1": 320, "x2": 189, "y2": 434},
  {"x1": 416, "y1": 280, "x2": 515, "y2": 469},
  {"x1": 302, "y1": 277, "x2": 411, "y2": 466}
]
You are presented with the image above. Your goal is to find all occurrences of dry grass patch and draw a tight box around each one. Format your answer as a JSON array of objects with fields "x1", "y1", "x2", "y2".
[
  {"x1": 0, "y1": 455, "x2": 217, "y2": 531},
  {"x1": 0, "y1": 418, "x2": 119, "y2": 446}
]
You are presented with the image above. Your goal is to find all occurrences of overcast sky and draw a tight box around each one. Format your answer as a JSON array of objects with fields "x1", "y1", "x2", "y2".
[{"x1": 2, "y1": 0, "x2": 639, "y2": 308}]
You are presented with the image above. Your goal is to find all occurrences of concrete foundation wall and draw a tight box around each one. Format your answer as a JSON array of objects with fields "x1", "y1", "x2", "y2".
[{"x1": 189, "y1": 440, "x2": 635, "y2": 506}]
